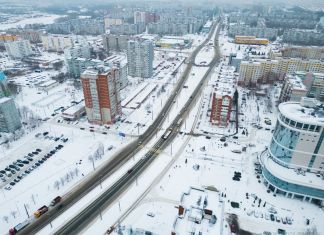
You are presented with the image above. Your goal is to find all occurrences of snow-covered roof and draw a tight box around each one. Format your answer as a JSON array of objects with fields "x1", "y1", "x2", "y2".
[
  {"x1": 262, "y1": 154, "x2": 324, "y2": 192},
  {"x1": 62, "y1": 102, "x2": 85, "y2": 116},
  {"x1": 0, "y1": 97, "x2": 11, "y2": 104},
  {"x1": 285, "y1": 75, "x2": 307, "y2": 91},
  {"x1": 278, "y1": 102, "x2": 324, "y2": 126}
]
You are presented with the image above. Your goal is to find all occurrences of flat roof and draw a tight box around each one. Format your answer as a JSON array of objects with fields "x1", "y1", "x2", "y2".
[
  {"x1": 286, "y1": 75, "x2": 307, "y2": 91},
  {"x1": 62, "y1": 102, "x2": 85, "y2": 115},
  {"x1": 279, "y1": 102, "x2": 324, "y2": 126}
]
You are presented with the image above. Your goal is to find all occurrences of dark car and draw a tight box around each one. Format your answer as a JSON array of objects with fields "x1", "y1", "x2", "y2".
[
  {"x1": 43, "y1": 132, "x2": 49, "y2": 136},
  {"x1": 38, "y1": 160, "x2": 44, "y2": 164},
  {"x1": 42, "y1": 157, "x2": 47, "y2": 161},
  {"x1": 270, "y1": 214, "x2": 275, "y2": 221},
  {"x1": 0, "y1": 170, "x2": 6, "y2": 174},
  {"x1": 28, "y1": 153, "x2": 34, "y2": 157},
  {"x1": 232, "y1": 176, "x2": 240, "y2": 181},
  {"x1": 36, "y1": 149, "x2": 42, "y2": 152},
  {"x1": 17, "y1": 163, "x2": 24, "y2": 167},
  {"x1": 22, "y1": 160, "x2": 29, "y2": 164},
  {"x1": 32, "y1": 151, "x2": 39, "y2": 155},
  {"x1": 27, "y1": 157, "x2": 33, "y2": 161},
  {"x1": 10, "y1": 182, "x2": 15, "y2": 186},
  {"x1": 25, "y1": 170, "x2": 30, "y2": 174},
  {"x1": 35, "y1": 163, "x2": 40, "y2": 167}
]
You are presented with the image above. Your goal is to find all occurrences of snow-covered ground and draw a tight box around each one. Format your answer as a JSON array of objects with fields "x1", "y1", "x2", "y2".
[
  {"x1": 0, "y1": 13, "x2": 62, "y2": 30},
  {"x1": 1, "y1": 15, "x2": 323, "y2": 235}
]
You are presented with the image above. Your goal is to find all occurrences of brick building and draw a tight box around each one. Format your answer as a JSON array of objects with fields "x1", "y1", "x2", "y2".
[{"x1": 81, "y1": 66, "x2": 121, "y2": 125}]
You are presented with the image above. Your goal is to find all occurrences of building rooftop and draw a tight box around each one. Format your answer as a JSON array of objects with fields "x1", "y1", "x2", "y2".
[
  {"x1": 0, "y1": 97, "x2": 11, "y2": 104},
  {"x1": 286, "y1": 75, "x2": 307, "y2": 91},
  {"x1": 279, "y1": 101, "x2": 324, "y2": 126}
]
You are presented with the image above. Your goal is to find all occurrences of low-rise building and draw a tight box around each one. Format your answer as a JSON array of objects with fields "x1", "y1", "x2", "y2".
[
  {"x1": 62, "y1": 102, "x2": 86, "y2": 121},
  {"x1": 155, "y1": 36, "x2": 191, "y2": 49},
  {"x1": 235, "y1": 36, "x2": 269, "y2": 45}
]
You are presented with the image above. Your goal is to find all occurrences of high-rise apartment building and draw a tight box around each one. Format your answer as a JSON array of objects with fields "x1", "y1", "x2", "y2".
[
  {"x1": 238, "y1": 58, "x2": 324, "y2": 86},
  {"x1": 102, "y1": 34, "x2": 133, "y2": 52},
  {"x1": 104, "y1": 18, "x2": 123, "y2": 30},
  {"x1": 41, "y1": 34, "x2": 73, "y2": 52},
  {"x1": 5, "y1": 40, "x2": 34, "y2": 59},
  {"x1": 0, "y1": 72, "x2": 9, "y2": 98},
  {"x1": 0, "y1": 97, "x2": 21, "y2": 133},
  {"x1": 279, "y1": 75, "x2": 308, "y2": 102},
  {"x1": 81, "y1": 67, "x2": 121, "y2": 125},
  {"x1": 127, "y1": 40, "x2": 153, "y2": 78},
  {"x1": 64, "y1": 43, "x2": 91, "y2": 60},
  {"x1": 279, "y1": 46, "x2": 324, "y2": 60}
]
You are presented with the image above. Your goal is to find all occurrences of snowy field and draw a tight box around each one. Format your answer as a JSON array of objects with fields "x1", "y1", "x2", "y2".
[{"x1": 0, "y1": 14, "x2": 62, "y2": 30}]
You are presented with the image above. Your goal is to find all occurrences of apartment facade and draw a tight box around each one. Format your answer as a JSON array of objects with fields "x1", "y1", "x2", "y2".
[
  {"x1": 102, "y1": 34, "x2": 133, "y2": 52},
  {"x1": 238, "y1": 58, "x2": 324, "y2": 86},
  {"x1": 210, "y1": 93, "x2": 233, "y2": 127},
  {"x1": 279, "y1": 75, "x2": 308, "y2": 102},
  {"x1": 127, "y1": 40, "x2": 153, "y2": 78},
  {"x1": 229, "y1": 25, "x2": 278, "y2": 40},
  {"x1": 81, "y1": 67, "x2": 121, "y2": 125},
  {"x1": 5, "y1": 40, "x2": 34, "y2": 59},
  {"x1": 280, "y1": 46, "x2": 324, "y2": 60},
  {"x1": 41, "y1": 34, "x2": 73, "y2": 52},
  {"x1": 0, "y1": 97, "x2": 21, "y2": 133}
]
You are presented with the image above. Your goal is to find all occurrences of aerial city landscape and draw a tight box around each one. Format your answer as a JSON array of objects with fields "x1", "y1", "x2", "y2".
[{"x1": 0, "y1": 0, "x2": 323, "y2": 234}]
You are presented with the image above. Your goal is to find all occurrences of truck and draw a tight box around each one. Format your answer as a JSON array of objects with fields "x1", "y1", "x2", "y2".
[
  {"x1": 50, "y1": 196, "x2": 62, "y2": 206},
  {"x1": 34, "y1": 205, "x2": 48, "y2": 218},
  {"x1": 9, "y1": 220, "x2": 30, "y2": 235}
]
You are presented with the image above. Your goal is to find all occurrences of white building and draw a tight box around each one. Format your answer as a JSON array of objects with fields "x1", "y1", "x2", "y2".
[
  {"x1": 64, "y1": 43, "x2": 91, "y2": 60},
  {"x1": 5, "y1": 40, "x2": 33, "y2": 59},
  {"x1": 260, "y1": 99, "x2": 324, "y2": 203},
  {"x1": 41, "y1": 34, "x2": 73, "y2": 52},
  {"x1": 127, "y1": 40, "x2": 153, "y2": 78}
]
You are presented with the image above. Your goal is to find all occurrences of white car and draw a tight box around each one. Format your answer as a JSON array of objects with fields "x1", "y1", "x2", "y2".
[{"x1": 4, "y1": 186, "x2": 11, "y2": 190}]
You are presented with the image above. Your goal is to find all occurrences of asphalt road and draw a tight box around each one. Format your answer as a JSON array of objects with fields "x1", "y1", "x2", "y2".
[
  {"x1": 54, "y1": 20, "x2": 222, "y2": 235},
  {"x1": 17, "y1": 19, "x2": 220, "y2": 235}
]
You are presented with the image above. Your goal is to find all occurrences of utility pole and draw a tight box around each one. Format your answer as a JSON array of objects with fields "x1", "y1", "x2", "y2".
[{"x1": 24, "y1": 204, "x2": 29, "y2": 218}]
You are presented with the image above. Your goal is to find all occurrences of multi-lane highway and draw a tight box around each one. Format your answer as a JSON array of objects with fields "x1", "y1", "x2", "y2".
[
  {"x1": 54, "y1": 20, "x2": 222, "y2": 235},
  {"x1": 18, "y1": 19, "x2": 220, "y2": 235}
]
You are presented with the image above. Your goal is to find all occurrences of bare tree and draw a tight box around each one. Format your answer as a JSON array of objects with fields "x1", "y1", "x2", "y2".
[
  {"x1": 54, "y1": 180, "x2": 60, "y2": 190},
  {"x1": 75, "y1": 168, "x2": 79, "y2": 176},
  {"x1": 60, "y1": 177, "x2": 65, "y2": 186},
  {"x1": 2, "y1": 216, "x2": 9, "y2": 223},
  {"x1": 10, "y1": 211, "x2": 17, "y2": 219}
]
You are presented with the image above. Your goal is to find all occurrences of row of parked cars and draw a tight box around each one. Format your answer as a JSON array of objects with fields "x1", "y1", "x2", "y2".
[
  {"x1": 2, "y1": 145, "x2": 64, "y2": 191},
  {"x1": 0, "y1": 149, "x2": 42, "y2": 186}
]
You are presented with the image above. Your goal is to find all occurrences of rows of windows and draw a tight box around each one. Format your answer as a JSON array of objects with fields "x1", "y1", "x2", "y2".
[
  {"x1": 279, "y1": 114, "x2": 321, "y2": 132},
  {"x1": 263, "y1": 167, "x2": 324, "y2": 199}
]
